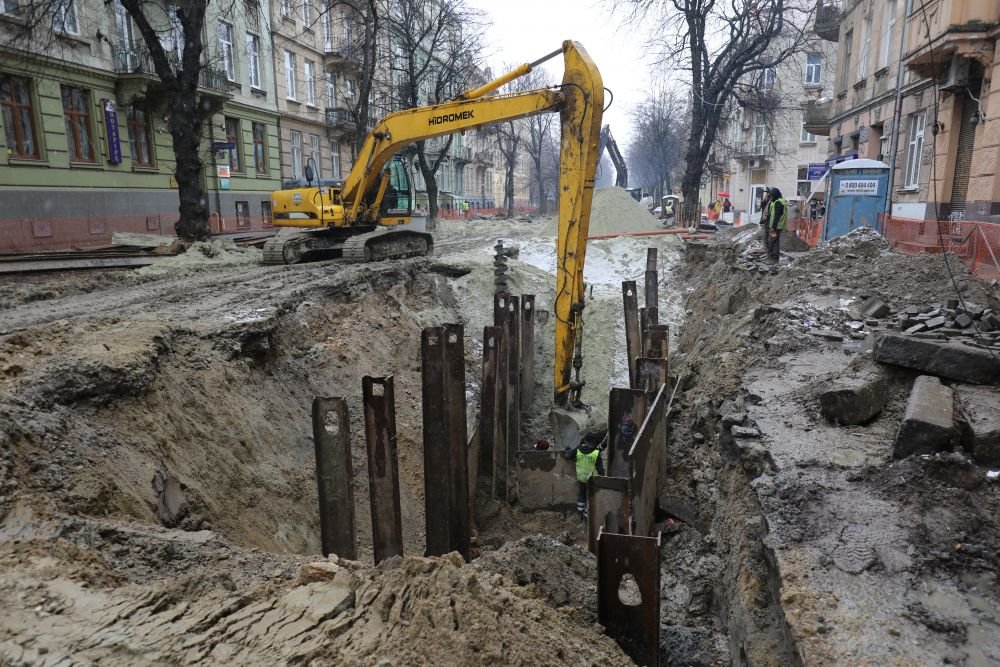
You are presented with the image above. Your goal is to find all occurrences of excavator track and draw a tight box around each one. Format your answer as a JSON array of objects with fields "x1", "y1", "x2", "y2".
[
  {"x1": 262, "y1": 233, "x2": 309, "y2": 265},
  {"x1": 341, "y1": 229, "x2": 434, "y2": 263}
]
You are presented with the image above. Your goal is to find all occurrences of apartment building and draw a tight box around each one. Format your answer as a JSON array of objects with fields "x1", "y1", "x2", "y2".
[
  {"x1": 713, "y1": 38, "x2": 838, "y2": 219},
  {"x1": 270, "y1": 0, "x2": 358, "y2": 183},
  {"x1": 0, "y1": 0, "x2": 282, "y2": 251},
  {"x1": 806, "y1": 0, "x2": 1000, "y2": 222}
]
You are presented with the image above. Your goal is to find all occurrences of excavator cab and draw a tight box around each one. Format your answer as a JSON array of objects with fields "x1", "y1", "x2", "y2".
[{"x1": 378, "y1": 158, "x2": 413, "y2": 221}]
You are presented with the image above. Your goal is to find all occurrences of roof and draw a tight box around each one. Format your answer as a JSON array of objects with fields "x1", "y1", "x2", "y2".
[{"x1": 832, "y1": 158, "x2": 889, "y2": 170}]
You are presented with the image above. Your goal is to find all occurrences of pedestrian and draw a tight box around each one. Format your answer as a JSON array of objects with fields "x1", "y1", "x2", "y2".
[
  {"x1": 563, "y1": 431, "x2": 606, "y2": 519},
  {"x1": 723, "y1": 197, "x2": 732, "y2": 213},
  {"x1": 766, "y1": 186, "x2": 788, "y2": 262}
]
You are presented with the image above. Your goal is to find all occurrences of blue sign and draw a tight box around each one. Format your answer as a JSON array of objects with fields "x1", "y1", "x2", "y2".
[
  {"x1": 103, "y1": 99, "x2": 121, "y2": 165},
  {"x1": 807, "y1": 163, "x2": 827, "y2": 180},
  {"x1": 212, "y1": 141, "x2": 236, "y2": 152},
  {"x1": 826, "y1": 151, "x2": 858, "y2": 168}
]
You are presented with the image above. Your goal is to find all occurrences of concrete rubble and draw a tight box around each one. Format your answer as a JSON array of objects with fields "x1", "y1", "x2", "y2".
[{"x1": 894, "y1": 375, "x2": 959, "y2": 458}]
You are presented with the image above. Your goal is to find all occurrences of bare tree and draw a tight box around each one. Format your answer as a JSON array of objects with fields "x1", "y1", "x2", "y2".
[
  {"x1": 615, "y1": 0, "x2": 817, "y2": 220},
  {"x1": 521, "y1": 68, "x2": 557, "y2": 215},
  {"x1": 1, "y1": 0, "x2": 266, "y2": 241},
  {"x1": 627, "y1": 85, "x2": 688, "y2": 201},
  {"x1": 386, "y1": 0, "x2": 485, "y2": 222}
]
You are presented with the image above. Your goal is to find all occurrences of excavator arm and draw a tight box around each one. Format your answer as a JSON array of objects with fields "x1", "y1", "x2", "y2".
[
  {"x1": 599, "y1": 125, "x2": 629, "y2": 189},
  {"x1": 340, "y1": 41, "x2": 604, "y2": 406}
]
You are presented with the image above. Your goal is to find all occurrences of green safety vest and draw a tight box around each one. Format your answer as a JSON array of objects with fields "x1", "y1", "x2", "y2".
[
  {"x1": 769, "y1": 197, "x2": 788, "y2": 231},
  {"x1": 576, "y1": 449, "x2": 599, "y2": 483}
]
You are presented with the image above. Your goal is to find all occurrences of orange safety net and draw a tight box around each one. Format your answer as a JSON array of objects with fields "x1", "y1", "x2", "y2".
[
  {"x1": 786, "y1": 217, "x2": 824, "y2": 248},
  {"x1": 878, "y1": 215, "x2": 1000, "y2": 282}
]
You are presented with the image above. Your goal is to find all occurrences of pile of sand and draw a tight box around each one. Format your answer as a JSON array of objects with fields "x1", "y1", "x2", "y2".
[
  {"x1": 137, "y1": 240, "x2": 262, "y2": 276},
  {"x1": 541, "y1": 187, "x2": 665, "y2": 236}
]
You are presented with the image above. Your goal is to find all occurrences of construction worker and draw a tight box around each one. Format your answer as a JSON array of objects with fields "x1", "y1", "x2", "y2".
[
  {"x1": 766, "y1": 186, "x2": 788, "y2": 262},
  {"x1": 563, "y1": 431, "x2": 606, "y2": 518},
  {"x1": 758, "y1": 188, "x2": 771, "y2": 247}
]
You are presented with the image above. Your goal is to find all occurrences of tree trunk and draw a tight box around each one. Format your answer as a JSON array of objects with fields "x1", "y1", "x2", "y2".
[
  {"x1": 426, "y1": 176, "x2": 439, "y2": 224},
  {"x1": 169, "y1": 91, "x2": 210, "y2": 242},
  {"x1": 504, "y1": 164, "x2": 515, "y2": 219},
  {"x1": 534, "y1": 159, "x2": 546, "y2": 215}
]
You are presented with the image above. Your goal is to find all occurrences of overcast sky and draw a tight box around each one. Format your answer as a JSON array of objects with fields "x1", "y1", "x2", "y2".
[{"x1": 464, "y1": 0, "x2": 654, "y2": 148}]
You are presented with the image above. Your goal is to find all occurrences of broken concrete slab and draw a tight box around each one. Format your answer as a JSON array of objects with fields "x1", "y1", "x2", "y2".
[
  {"x1": 924, "y1": 316, "x2": 946, "y2": 330},
  {"x1": 894, "y1": 376, "x2": 958, "y2": 459},
  {"x1": 819, "y1": 362, "x2": 889, "y2": 425},
  {"x1": 955, "y1": 313, "x2": 974, "y2": 329},
  {"x1": 861, "y1": 296, "x2": 891, "y2": 319},
  {"x1": 955, "y1": 384, "x2": 1000, "y2": 467},
  {"x1": 874, "y1": 333, "x2": 1000, "y2": 385}
]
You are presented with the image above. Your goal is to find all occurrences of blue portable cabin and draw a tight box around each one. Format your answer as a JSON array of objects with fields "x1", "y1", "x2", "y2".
[{"x1": 823, "y1": 158, "x2": 890, "y2": 241}]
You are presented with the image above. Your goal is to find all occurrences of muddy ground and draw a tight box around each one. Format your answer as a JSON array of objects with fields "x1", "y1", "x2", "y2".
[
  {"x1": 0, "y1": 201, "x2": 680, "y2": 665},
  {"x1": 2, "y1": 208, "x2": 999, "y2": 665}
]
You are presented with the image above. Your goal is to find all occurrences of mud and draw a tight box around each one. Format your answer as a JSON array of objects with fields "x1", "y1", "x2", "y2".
[
  {"x1": 0, "y1": 212, "x2": 667, "y2": 665},
  {"x1": 661, "y1": 225, "x2": 1000, "y2": 665}
]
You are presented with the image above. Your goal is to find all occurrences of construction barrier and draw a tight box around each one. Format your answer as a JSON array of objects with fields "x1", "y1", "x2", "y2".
[
  {"x1": 879, "y1": 215, "x2": 1000, "y2": 282},
  {"x1": 786, "y1": 217, "x2": 824, "y2": 248}
]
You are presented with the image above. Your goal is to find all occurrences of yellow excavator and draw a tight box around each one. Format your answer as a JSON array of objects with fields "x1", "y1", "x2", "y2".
[{"x1": 265, "y1": 41, "x2": 603, "y2": 408}]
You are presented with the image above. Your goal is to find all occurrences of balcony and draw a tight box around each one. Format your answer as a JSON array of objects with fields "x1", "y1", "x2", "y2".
[
  {"x1": 904, "y1": 0, "x2": 994, "y2": 77},
  {"x1": 475, "y1": 149, "x2": 495, "y2": 163},
  {"x1": 112, "y1": 42, "x2": 230, "y2": 97},
  {"x1": 734, "y1": 140, "x2": 772, "y2": 160},
  {"x1": 814, "y1": 0, "x2": 841, "y2": 42},
  {"x1": 453, "y1": 146, "x2": 473, "y2": 162},
  {"x1": 324, "y1": 36, "x2": 362, "y2": 72},
  {"x1": 325, "y1": 107, "x2": 356, "y2": 134},
  {"x1": 803, "y1": 99, "x2": 834, "y2": 136}
]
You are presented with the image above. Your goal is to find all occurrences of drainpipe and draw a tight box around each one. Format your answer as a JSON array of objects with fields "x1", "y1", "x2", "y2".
[{"x1": 885, "y1": 0, "x2": 914, "y2": 216}]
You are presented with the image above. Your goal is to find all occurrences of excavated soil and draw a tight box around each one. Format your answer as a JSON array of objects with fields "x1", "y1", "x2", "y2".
[
  {"x1": 0, "y1": 208, "x2": 677, "y2": 665},
  {"x1": 658, "y1": 225, "x2": 1000, "y2": 666}
]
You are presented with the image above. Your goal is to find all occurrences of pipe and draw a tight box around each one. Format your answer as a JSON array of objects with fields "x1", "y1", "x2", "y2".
[
  {"x1": 587, "y1": 228, "x2": 696, "y2": 240},
  {"x1": 885, "y1": 0, "x2": 914, "y2": 216}
]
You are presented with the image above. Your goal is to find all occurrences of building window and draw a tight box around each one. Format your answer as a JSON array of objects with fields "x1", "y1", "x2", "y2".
[
  {"x1": 164, "y1": 4, "x2": 183, "y2": 61},
  {"x1": 760, "y1": 68, "x2": 775, "y2": 91},
  {"x1": 796, "y1": 166, "x2": 811, "y2": 198},
  {"x1": 309, "y1": 133, "x2": 321, "y2": 177},
  {"x1": 246, "y1": 33, "x2": 261, "y2": 89},
  {"x1": 841, "y1": 30, "x2": 853, "y2": 91},
  {"x1": 235, "y1": 200, "x2": 250, "y2": 229},
  {"x1": 879, "y1": 134, "x2": 890, "y2": 162},
  {"x1": 261, "y1": 200, "x2": 273, "y2": 227},
  {"x1": 330, "y1": 139, "x2": 341, "y2": 179},
  {"x1": 302, "y1": 0, "x2": 311, "y2": 24},
  {"x1": 800, "y1": 122, "x2": 816, "y2": 144},
  {"x1": 904, "y1": 111, "x2": 925, "y2": 188},
  {"x1": 126, "y1": 103, "x2": 154, "y2": 167},
  {"x1": 284, "y1": 50, "x2": 296, "y2": 100},
  {"x1": 1, "y1": 0, "x2": 21, "y2": 16},
  {"x1": 225, "y1": 116, "x2": 241, "y2": 172},
  {"x1": 304, "y1": 60, "x2": 316, "y2": 105},
  {"x1": 290, "y1": 129, "x2": 303, "y2": 178},
  {"x1": 805, "y1": 53, "x2": 822, "y2": 85},
  {"x1": 0, "y1": 75, "x2": 39, "y2": 159},
  {"x1": 857, "y1": 17, "x2": 872, "y2": 80},
  {"x1": 281, "y1": 0, "x2": 292, "y2": 18},
  {"x1": 323, "y1": 4, "x2": 332, "y2": 48},
  {"x1": 218, "y1": 22, "x2": 236, "y2": 81},
  {"x1": 326, "y1": 72, "x2": 335, "y2": 107},
  {"x1": 53, "y1": 0, "x2": 79, "y2": 34},
  {"x1": 61, "y1": 85, "x2": 94, "y2": 163},
  {"x1": 252, "y1": 121, "x2": 267, "y2": 174},
  {"x1": 880, "y1": 0, "x2": 897, "y2": 69}
]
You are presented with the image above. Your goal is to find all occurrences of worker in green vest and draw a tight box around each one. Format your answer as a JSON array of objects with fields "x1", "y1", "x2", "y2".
[
  {"x1": 563, "y1": 430, "x2": 607, "y2": 518},
  {"x1": 766, "y1": 186, "x2": 788, "y2": 262}
]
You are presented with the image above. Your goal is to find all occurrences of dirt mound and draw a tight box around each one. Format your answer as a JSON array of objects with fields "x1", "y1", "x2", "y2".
[
  {"x1": 137, "y1": 240, "x2": 262, "y2": 276},
  {"x1": 474, "y1": 534, "x2": 598, "y2": 623},
  {"x1": 541, "y1": 187, "x2": 664, "y2": 236},
  {"x1": 818, "y1": 225, "x2": 891, "y2": 257},
  {"x1": 0, "y1": 537, "x2": 630, "y2": 666}
]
